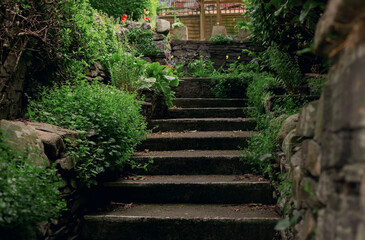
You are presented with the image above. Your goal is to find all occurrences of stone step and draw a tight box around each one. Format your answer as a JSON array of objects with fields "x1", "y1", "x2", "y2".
[
  {"x1": 101, "y1": 175, "x2": 275, "y2": 204},
  {"x1": 81, "y1": 204, "x2": 279, "y2": 240},
  {"x1": 129, "y1": 150, "x2": 247, "y2": 175},
  {"x1": 172, "y1": 77, "x2": 215, "y2": 98},
  {"x1": 137, "y1": 131, "x2": 252, "y2": 151},
  {"x1": 151, "y1": 118, "x2": 256, "y2": 132},
  {"x1": 174, "y1": 98, "x2": 248, "y2": 108},
  {"x1": 166, "y1": 107, "x2": 252, "y2": 118}
]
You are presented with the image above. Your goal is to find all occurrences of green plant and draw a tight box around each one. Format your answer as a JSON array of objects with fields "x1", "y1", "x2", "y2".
[
  {"x1": 172, "y1": 61, "x2": 187, "y2": 78},
  {"x1": 27, "y1": 80, "x2": 148, "y2": 186},
  {"x1": 59, "y1": 0, "x2": 122, "y2": 81},
  {"x1": 0, "y1": 131, "x2": 65, "y2": 236},
  {"x1": 209, "y1": 34, "x2": 233, "y2": 45},
  {"x1": 172, "y1": 12, "x2": 185, "y2": 28},
  {"x1": 226, "y1": 60, "x2": 259, "y2": 76},
  {"x1": 235, "y1": 20, "x2": 249, "y2": 30},
  {"x1": 266, "y1": 45, "x2": 304, "y2": 92},
  {"x1": 308, "y1": 77, "x2": 326, "y2": 96},
  {"x1": 275, "y1": 213, "x2": 300, "y2": 231},
  {"x1": 211, "y1": 72, "x2": 255, "y2": 98},
  {"x1": 142, "y1": 62, "x2": 179, "y2": 106},
  {"x1": 60, "y1": 0, "x2": 160, "y2": 96},
  {"x1": 127, "y1": 26, "x2": 162, "y2": 56},
  {"x1": 246, "y1": 72, "x2": 278, "y2": 113},
  {"x1": 187, "y1": 57, "x2": 216, "y2": 77},
  {"x1": 243, "y1": 0, "x2": 326, "y2": 52},
  {"x1": 89, "y1": 0, "x2": 153, "y2": 20},
  {"x1": 243, "y1": 112, "x2": 283, "y2": 175},
  {"x1": 108, "y1": 50, "x2": 147, "y2": 92},
  {"x1": 271, "y1": 94, "x2": 310, "y2": 115},
  {"x1": 108, "y1": 53, "x2": 179, "y2": 107}
]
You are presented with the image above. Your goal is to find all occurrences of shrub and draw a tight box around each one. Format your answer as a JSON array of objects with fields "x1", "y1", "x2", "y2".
[
  {"x1": 211, "y1": 72, "x2": 255, "y2": 98},
  {"x1": 59, "y1": 1, "x2": 176, "y2": 106},
  {"x1": 209, "y1": 34, "x2": 233, "y2": 45},
  {"x1": 0, "y1": 131, "x2": 65, "y2": 236},
  {"x1": 88, "y1": 0, "x2": 152, "y2": 20},
  {"x1": 246, "y1": 72, "x2": 278, "y2": 113},
  {"x1": 187, "y1": 57, "x2": 216, "y2": 77},
  {"x1": 271, "y1": 94, "x2": 310, "y2": 115},
  {"x1": 307, "y1": 77, "x2": 326, "y2": 96},
  {"x1": 243, "y1": 0, "x2": 326, "y2": 52},
  {"x1": 27, "y1": 81, "x2": 148, "y2": 186},
  {"x1": 127, "y1": 26, "x2": 161, "y2": 56},
  {"x1": 108, "y1": 49, "x2": 147, "y2": 92},
  {"x1": 59, "y1": 0, "x2": 121, "y2": 81},
  {"x1": 243, "y1": 113, "x2": 283, "y2": 175},
  {"x1": 265, "y1": 45, "x2": 304, "y2": 92},
  {"x1": 142, "y1": 62, "x2": 179, "y2": 107}
]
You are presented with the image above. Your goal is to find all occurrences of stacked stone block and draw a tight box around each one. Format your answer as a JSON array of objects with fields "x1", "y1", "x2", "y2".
[{"x1": 277, "y1": 0, "x2": 365, "y2": 239}]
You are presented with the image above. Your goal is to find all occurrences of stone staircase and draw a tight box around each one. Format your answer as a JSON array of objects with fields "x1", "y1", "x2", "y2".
[{"x1": 81, "y1": 77, "x2": 279, "y2": 240}]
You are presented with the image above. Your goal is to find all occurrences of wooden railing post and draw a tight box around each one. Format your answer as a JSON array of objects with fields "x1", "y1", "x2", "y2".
[
  {"x1": 216, "y1": 0, "x2": 222, "y2": 24},
  {"x1": 200, "y1": 0, "x2": 206, "y2": 40}
]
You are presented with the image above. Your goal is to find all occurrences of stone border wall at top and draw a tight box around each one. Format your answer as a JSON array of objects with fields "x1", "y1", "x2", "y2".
[{"x1": 170, "y1": 40, "x2": 262, "y2": 69}]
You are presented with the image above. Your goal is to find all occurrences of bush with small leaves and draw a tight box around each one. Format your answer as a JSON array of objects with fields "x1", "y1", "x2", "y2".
[
  {"x1": 209, "y1": 34, "x2": 233, "y2": 45},
  {"x1": 27, "y1": 80, "x2": 148, "y2": 186},
  {"x1": 0, "y1": 131, "x2": 65, "y2": 237}
]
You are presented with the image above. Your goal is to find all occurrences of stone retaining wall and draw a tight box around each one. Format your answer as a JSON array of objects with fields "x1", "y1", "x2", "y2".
[
  {"x1": 0, "y1": 52, "x2": 28, "y2": 120},
  {"x1": 0, "y1": 120, "x2": 85, "y2": 240},
  {"x1": 276, "y1": 1, "x2": 365, "y2": 239},
  {"x1": 170, "y1": 40, "x2": 262, "y2": 69},
  {"x1": 0, "y1": 89, "x2": 163, "y2": 239}
]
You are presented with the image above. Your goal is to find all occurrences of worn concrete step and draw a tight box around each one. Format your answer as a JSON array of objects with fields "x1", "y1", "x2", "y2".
[
  {"x1": 151, "y1": 118, "x2": 256, "y2": 132},
  {"x1": 129, "y1": 150, "x2": 247, "y2": 175},
  {"x1": 137, "y1": 131, "x2": 252, "y2": 151},
  {"x1": 102, "y1": 175, "x2": 275, "y2": 204},
  {"x1": 172, "y1": 77, "x2": 215, "y2": 98},
  {"x1": 81, "y1": 204, "x2": 279, "y2": 240},
  {"x1": 173, "y1": 98, "x2": 248, "y2": 108},
  {"x1": 167, "y1": 107, "x2": 252, "y2": 118}
]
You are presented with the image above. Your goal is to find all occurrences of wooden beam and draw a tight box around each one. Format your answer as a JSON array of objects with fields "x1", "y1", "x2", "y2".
[
  {"x1": 204, "y1": 0, "x2": 243, "y2": 4},
  {"x1": 216, "y1": 0, "x2": 222, "y2": 24},
  {"x1": 200, "y1": 0, "x2": 206, "y2": 40}
]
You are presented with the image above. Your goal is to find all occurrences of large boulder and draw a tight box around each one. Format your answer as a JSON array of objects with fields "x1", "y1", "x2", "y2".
[
  {"x1": 153, "y1": 32, "x2": 166, "y2": 41},
  {"x1": 154, "y1": 40, "x2": 166, "y2": 51},
  {"x1": 0, "y1": 120, "x2": 48, "y2": 165},
  {"x1": 314, "y1": 0, "x2": 365, "y2": 56},
  {"x1": 211, "y1": 26, "x2": 227, "y2": 37},
  {"x1": 26, "y1": 122, "x2": 80, "y2": 161},
  {"x1": 156, "y1": 19, "x2": 170, "y2": 35},
  {"x1": 282, "y1": 129, "x2": 301, "y2": 159},
  {"x1": 301, "y1": 140, "x2": 322, "y2": 177},
  {"x1": 277, "y1": 113, "x2": 299, "y2": 145},
  {"x1": 125, "y1": 21, "x2": 152, "y2": 31},
  {"x1": 27, "y1": 122, "x2": 79, "y2": 146},
  {"x1": 36, "y1": 131, "x2": 65, "y2": 160},
  {"x1": 296, "y1": 101, "x2": 318, "y2": 138},
  {"x1": 172, "y1": 26, "x2": 188, "y2": 40}
]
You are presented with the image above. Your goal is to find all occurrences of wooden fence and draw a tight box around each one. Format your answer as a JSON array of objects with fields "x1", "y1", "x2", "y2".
[{"x1": 159, "y1": 0, "x2": 245, "y2": 40}]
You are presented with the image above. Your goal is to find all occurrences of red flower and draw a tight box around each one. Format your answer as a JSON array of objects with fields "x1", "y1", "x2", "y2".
[
  {"x1": 121, "y1": 14, "x2": 127, "y2": 22},
  {"x1": 144, "y1": 16, "x2": 150, "y2": 21}
]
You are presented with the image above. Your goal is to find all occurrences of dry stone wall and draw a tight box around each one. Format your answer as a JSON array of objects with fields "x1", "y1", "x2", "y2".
[
  {"x1": 170, "y1": 40, "x2": 262, "y2": 69},
  {"x1": 0, "y1": 120, "x2": 85, "y2": 240},
  {"x1": 0, "y1": 52, "x2": 27, "y2": 120},
  {"x1": 120, "y1": 20, "x2": 170, "y2": 65},
  {"x1": 277, "y1": 1, "x2": 365, "y2": 239}
]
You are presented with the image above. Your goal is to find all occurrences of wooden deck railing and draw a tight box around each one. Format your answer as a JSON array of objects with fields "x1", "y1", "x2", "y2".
[{"x1": 158, "y1": 0, "x2": 245, "y2": 40}]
